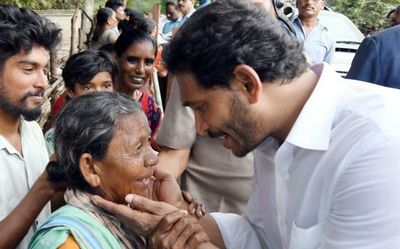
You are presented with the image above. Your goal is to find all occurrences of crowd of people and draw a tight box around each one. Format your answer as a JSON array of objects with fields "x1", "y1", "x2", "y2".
[{"x1": 1, "y1": 0, "x2": 400, "y2": 248}]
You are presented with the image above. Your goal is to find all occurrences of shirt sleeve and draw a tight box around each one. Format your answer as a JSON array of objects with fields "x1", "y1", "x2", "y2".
[
  {"x1": 346, "y1": 36, "x2": 381, "y2": 84},
  {"x1": 155, "y1": 79, "x2": 197, "y2": 149},
  {"x1": 324, "y1": 37, "x2": 335, "y2": 64},
  {"x1": 209, "y1": 212, "x2": 263, "y2": 249},
  {"x1": 321, "y1": 138, "x2": 400, "y2": 248}
]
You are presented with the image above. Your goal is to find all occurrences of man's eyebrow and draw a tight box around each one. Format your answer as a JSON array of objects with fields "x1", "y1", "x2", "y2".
[
  {"x1": 18, "y1": 60, "x2": 46, "y2": 67},
  {"x1": 18, "y1": 60, "x2": 37, "y2": 65}
]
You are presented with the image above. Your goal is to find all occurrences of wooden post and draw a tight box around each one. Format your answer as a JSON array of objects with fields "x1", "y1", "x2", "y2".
[
  {"x1": 152, "y1": 4, "x2": 161, "y2": 44},
  {"x1": 70, "y1": 2, "x2": 80, "y2": 55},
  {"x1": 79, "y1": 0, "x2": 94, "y2": 50},
  {"x1": 151, "y1": 4, "x2": 164, "y2": 112},
  {"x1": 49, "y1": 49, "x2": 57, "y2": 83}
]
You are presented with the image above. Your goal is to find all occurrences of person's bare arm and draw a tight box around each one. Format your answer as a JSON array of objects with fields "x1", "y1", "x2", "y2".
[
  {"x1": 156, "y1": 146, "x2": 190, "y2": 179},
  {"x1": 0, "y1": 171, "x2": 64, "y2": 248}
]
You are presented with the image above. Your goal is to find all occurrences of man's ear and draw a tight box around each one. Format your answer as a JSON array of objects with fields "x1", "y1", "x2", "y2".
[
  {"x1": 232, "y1": 64, "x2": 263, "y2": 104},
  {"x1": 66, "y1": 89, "x2": 75, "y2": 99},
  {"x1": 79, "y1": 153, "x2": 102, "y2": 188}
]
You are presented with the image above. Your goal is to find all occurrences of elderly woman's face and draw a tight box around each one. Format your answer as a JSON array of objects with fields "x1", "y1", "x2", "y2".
[{"x1": 96, "y1": 112, "x2": 158, "y2": 204}]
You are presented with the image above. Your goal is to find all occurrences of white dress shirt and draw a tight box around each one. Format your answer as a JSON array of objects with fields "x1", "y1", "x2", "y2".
[
  {"x1": 0, "y1": 119, "x2": 50, "y2": 249},
  {"x1": 211, "y1": 63, "x2": 400, "y2": 249}
]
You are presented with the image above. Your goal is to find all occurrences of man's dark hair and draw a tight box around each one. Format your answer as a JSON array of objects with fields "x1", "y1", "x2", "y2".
[
  {"x1": 118, "y1": 8, "x2": 148, "y2": 34},
  {"x1": 105, "y1": 0, "x2": 124, "y2": 11},
  {"x1": 47, "y1": 92, "x2": 143, "y2": 191},
  {"x1": 0, "y1": 4, "x2": 61, "y2": 69},
  {"x1": 387, "y1": 9, "x2": 396, "y2": 18},
  {"x1": 164, "y1": 0, "x2": 306, "y2": 89},
  {"x1": 166, "y1": 0, "x2": 179, "y2": 9},
  {"x1": 62, "y1": 50, "x2": 118, "y2": 92}
]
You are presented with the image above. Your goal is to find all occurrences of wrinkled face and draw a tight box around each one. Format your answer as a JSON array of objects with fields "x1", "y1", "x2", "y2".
[
  {"x1": 118, "y1": 40, "x2": 155, "y2": 91},
  {"x1": 115, "y1": 6, "x2": 126, "y2": 21},
  {"x1": 0, "y1": 45, "x2": 49, "y2": 121},
  {"x1": 177, "y1": 73, "x2": 263, "y2": 157},
  {"x1": 70, "y1": 71, "x2": 114, "y2": 98},
  {"x1": 178, "y1": 0, "x2": 194, "y2": 16},
  {"x1": 297, "y1": 0, "x2": 324, "y2": 18},
  {"x1": 96, "y1": 112, "x2": 158, "y2": 204},
  {"x1": 166, "y1": 4, "x2": 180, "y2": 21}
]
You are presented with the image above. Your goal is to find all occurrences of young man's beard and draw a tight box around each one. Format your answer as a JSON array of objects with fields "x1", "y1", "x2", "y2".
[{"x1": 0, "y1": 89, "x2": 42, "y2": 121}]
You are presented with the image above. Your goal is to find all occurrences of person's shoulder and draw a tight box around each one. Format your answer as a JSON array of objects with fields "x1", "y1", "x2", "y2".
[{"x1": 373, "y1": 25, "x2": 400, "y2": 41}]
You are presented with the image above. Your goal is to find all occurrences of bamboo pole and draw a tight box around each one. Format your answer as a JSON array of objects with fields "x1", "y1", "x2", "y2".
[
  {"x1": 70, "y1": 2, "x2": 80, "y2": 55},
  {"x1": 151, "y1": 4, "x2": 164, "y2": 112}
]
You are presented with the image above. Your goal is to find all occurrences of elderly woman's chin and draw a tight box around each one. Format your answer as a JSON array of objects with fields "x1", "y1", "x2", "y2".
[{"x1": 96, "y1": 176, "x2": 156, "y2": 205}]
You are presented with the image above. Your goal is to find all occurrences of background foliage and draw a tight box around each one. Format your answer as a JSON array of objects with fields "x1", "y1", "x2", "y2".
[
  {"x1": 2, "y1": 0, "x2": 399, "y2": 32},
  {"x1": 326, "y1": 0, "x2": 400, "y2": 33}
]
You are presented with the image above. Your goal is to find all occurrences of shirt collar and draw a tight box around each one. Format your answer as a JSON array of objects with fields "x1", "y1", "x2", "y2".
[{"x1": 285, "y1": 63, "x2": 345, "y2": 151}]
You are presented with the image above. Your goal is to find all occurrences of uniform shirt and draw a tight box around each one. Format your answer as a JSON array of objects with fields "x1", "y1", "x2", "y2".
[
  {"x1": 156, "y1": 80, "x2": 253, "y2": 213},
  {"x1": 293, "y1": 17, "x2": 335, "y2": 64},
  {"x1": 0, "y1": 119, "x2": 50, "y2": 249},
  {"x1": 211, "y1": 63, "x2": 400, "y2": 249}
]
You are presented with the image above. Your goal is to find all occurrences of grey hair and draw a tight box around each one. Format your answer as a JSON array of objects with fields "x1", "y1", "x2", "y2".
[{"x1": 47, "y1": 92, "x2": 143, "y2": 191}]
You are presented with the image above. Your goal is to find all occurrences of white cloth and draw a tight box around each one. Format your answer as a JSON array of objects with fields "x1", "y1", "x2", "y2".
[
  {"x1": 0, "y1": 119, "x2": 50, "y2": 249},
  {"x1": 211, "y1": 63, "x2": 400, "y2": 249}
]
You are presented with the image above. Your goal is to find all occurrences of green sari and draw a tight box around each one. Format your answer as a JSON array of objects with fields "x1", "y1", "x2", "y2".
[{"x1": 28, "y1": 204, "x2": 122, "y2": 249}]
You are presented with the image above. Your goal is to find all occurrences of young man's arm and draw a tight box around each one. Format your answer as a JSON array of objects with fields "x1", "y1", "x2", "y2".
[{"x1": 0, "y1": 171, "x2": 63, "y2": 248}]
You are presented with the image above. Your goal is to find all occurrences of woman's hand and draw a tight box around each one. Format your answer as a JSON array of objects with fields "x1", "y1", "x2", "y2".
[
  {"x1": 151, "y1": 169, "x2": 187, "y2": 209},
  {"x1": 182, "y1": 191, "x2": 207, "y2": 218},
  {"x1": 149, "y1": 210, "x2": 210, "y2": 249}
]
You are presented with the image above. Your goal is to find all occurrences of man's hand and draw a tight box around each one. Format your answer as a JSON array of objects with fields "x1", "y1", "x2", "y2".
[
  {"x1": 92, "y1": 194, "x2": 178, "y2": 237},
  {"x1": 149, "y1": 210, "x2": 211, "y2": 249}
]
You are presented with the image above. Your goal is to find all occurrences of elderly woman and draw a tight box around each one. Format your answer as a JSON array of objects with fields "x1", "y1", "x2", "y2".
[{"x1": 28, "y1": 92, "x2": 194, "y2": 249}]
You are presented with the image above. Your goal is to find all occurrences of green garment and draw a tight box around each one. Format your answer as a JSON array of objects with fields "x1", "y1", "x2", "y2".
[{"x1": 29, "y1": 204, "x2": 122, "y2": 249}]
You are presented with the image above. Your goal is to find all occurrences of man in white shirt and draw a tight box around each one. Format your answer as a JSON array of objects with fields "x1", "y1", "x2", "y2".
[
  {"x1": 92, "y1": 1, "x2": 400, "y2": 248},
  {"x1": 0, "y1": 5, "x2": 65, "y2": 248}
]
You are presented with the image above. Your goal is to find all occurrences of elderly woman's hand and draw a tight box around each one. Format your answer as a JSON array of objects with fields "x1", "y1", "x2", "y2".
[
  {"x1": 149, "y1": 209, "x2": 211, "y2": 249},
  {"x1": 151, "y1": 169, "x2": 187, "y2": 209}
]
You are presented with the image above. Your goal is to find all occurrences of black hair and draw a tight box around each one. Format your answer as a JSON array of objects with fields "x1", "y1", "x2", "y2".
[
  {"x1": 47, "y1": 92, "x2": 143, "y2": 191},
  {"x1": 118, "y1": 8, "x2": 151, "y2": 35},
  {"x1": 62, "y1": 50, "x2": 118, "y2": 92},
  {"x1": 166, "y1": 0, "x2": 179, "y2": 9},
  {"x1": 164, "y1": 0, "x2": 306, "y2": 89},
  {"x1": 0, "y1": 4, "x2": 61, "y2": 69},
  {"x1": 98, "y1": 43, "x2": 115, "y2": 54},
  {"x1": 92, "y1": 7, "x2": 115, "y2": 42},
  {"x1": 105, "y1": 0, "x2": 124, "y2": 11},
  {"x1": 387, "y1": 9, "x2": 396, "y2": 18},
  {"x1": 114, "y1": 21, "x2": 157, "y2": 57}
]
